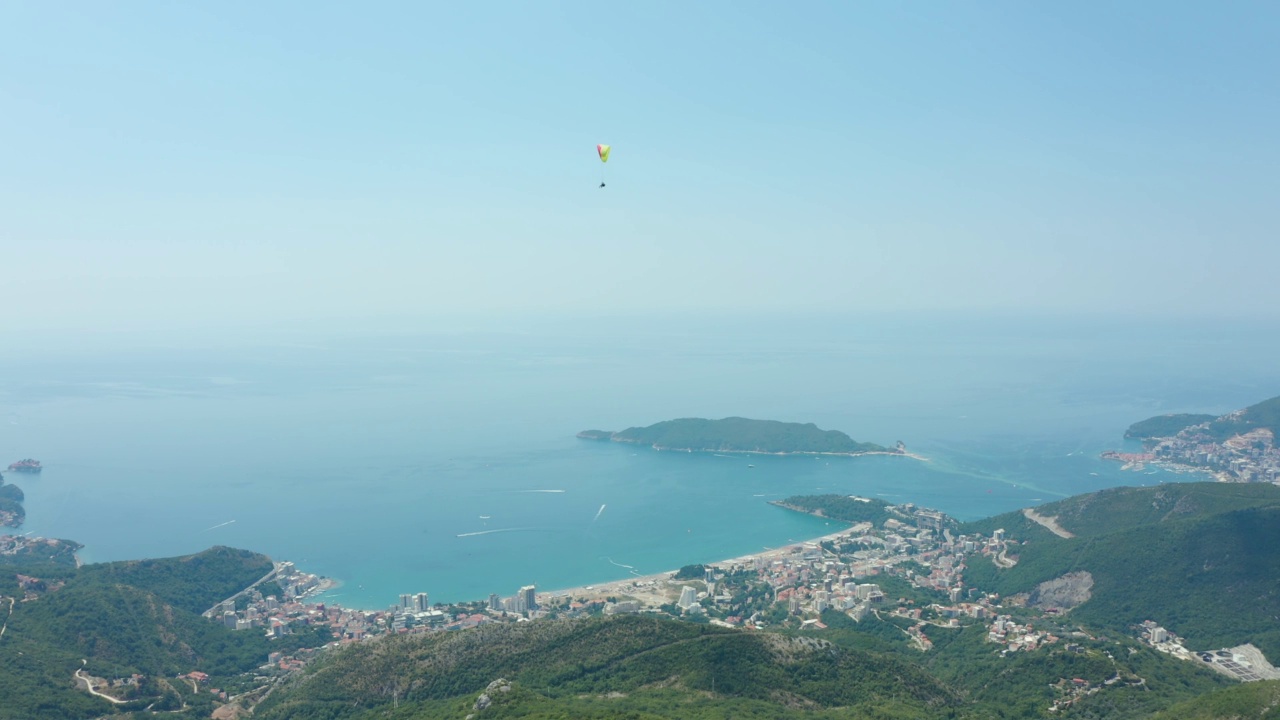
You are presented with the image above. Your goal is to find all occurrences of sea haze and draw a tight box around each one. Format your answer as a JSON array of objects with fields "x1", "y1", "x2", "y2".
[{"x1": 4, "y1": 314, "x2": 1279, "y2": 608}]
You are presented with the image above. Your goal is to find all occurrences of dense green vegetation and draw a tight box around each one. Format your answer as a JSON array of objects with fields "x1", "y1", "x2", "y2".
[
  {"x1": 1125, "y1": 394, "x2": 1280, "y2": 443},
  {"x1": 672, "y1": 564, "x2": 706, "y2": 580},
  {"x1": 1026, "y1": 483, "x2": 1280, "y2": 539},
  {"x1": 0, "y1": 479, "x2": 25, "y2": 525},
  {"x1": 1151, "y1": 679, "x2": 1280, "y2": 719},
  {"x1": 775, "y1": 493, "x2": 897, "y2": 526},
  {"x1": 0, "y1": 540, "x2": 82, "y2": 568},
  {"x1": 77, "y1": 545, "x2": 273, "y2": 615},
  {"x1": 582, "y1": 417, "x2": 891, "y2": 454},
  {"x1": 0, "y1": 546, "x2": 323, "y2": 720},
  {"x1": 257, "y1": 614, "x2": 959, "y2": 720},
  {"x1": 1124, "y1": 413, "x2": 1216, "y2": 439},
  {"x1": 0, "y1": 482, "x2": 25, "y2": 503},
  {"x1": 259, "y1": 610, "x2": 1232, "y2": 720},
  {"x1": 961, "y1": 483, "x2": 1280, "y2": 658},
  {"x1": 1203, "y1": 394, "x2": 1280, "y2": 440}
]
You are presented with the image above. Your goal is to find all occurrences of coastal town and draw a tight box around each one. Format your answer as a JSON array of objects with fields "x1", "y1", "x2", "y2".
[
  {"x1": 5, "y1": 482, "x2": 1271, "y2": 716},
  {"x1": 124, "y1": 498, "x2": 1135, "y2": 713},
  {"x1": 1103, "y1": 414, "x2": 1280, "y2": 483},
  {"x1": 9, "y1": 413, "x2": 1278, "y2": 715}
]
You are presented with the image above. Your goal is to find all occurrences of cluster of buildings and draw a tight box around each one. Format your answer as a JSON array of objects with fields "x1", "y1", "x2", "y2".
[
  {"x1": 1140, "y1": 620, "x2": 1177, "y2": 648},
  {"x1": 650, "y1": 501, "x2": 1033, "y2": 650},
  {"x1": 195, "y1": 499, "x2": 1068, "y2": 683},
  {"x1": 204, "y1": 572, "x2": 560, "y2": 676},
  {"x1": 1139, "y1": 620, "x2": 1280, "y2": 683},
  {"x1": 1146, "y1": 421, "x2": 1280, "y2": 483},
  {"x1": 209, "y1": 562, "x2": 336, "y2": 636},
  {"x1": 987, "y1": 614, "x2": 1058, "y2": 653},
  {"x1": 487, "y1": 584, "x2": 540, "y2": 616}
]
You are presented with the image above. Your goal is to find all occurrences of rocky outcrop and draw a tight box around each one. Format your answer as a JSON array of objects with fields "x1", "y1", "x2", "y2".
[
  {"x1": 471, "y1": 678, "x2": 511, "y2": 714},
  {"x1": 1026, "y1": 571, "x2": 1093, "y2": 612}
]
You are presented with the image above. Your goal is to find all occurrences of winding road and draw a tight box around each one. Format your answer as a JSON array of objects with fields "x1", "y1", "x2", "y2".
[{"x1": 76, "y1": 661, "x2": 126, "y2": 704}]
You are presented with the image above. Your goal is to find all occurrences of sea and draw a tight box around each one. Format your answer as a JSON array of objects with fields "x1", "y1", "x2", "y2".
[{"x1": 4, "y1": 313, "x2": 1279, "y2": 608}]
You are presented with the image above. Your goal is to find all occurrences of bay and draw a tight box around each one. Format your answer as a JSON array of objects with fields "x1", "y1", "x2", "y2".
[{"x1": 3, "y1": 313, "x2": 1279, "y2": 607}]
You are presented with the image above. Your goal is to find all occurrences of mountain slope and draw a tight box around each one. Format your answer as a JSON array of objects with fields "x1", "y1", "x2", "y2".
[
  {"x1": 1151, "y1": 679, "x2": 1280, "y2": 719},
  {"x1": 1205, "y1": 395, "x2": 1280, "y2": 441},
  {"x1": 961, "y1": 483, "x2": 1280, "y2": 657},
  {"x1": 0, "y1": 546, "x2": 321, "y2": 720},
  {"x1": 256, "y1": 614, "x2": 959, "y2": 720},
  {"x1": 1126, "y1": 413, "x2": 1218, "y2": 439}
]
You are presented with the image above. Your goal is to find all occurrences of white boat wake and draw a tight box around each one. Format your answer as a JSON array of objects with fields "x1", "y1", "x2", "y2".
[
  {"x1": 592, "y1": 504, "x2": 607, "y2": 522},
  {"x1": 457, "y1": 527, "x2": 536, "y2": 538},
  {"x1": 202, "y1": 520, "x2": 236, "y2": 532}
]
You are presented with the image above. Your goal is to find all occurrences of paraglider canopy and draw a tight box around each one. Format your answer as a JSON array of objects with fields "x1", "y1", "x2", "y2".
[{"x1": 596, "y1": 144, "x2": 611, "y2": 187}]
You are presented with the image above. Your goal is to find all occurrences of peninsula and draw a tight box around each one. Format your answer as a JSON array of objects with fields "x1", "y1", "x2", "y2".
[
  {"x1": 1106, "y1": 394, "x2": 1280, "y2": 483},
  {"x1": 577, "y1": 417, "x2": 905, "y2": 456}
]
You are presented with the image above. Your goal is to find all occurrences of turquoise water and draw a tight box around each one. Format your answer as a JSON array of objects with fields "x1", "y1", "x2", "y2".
[{"x1": 3, "y1": 315, "x2": 1279, "y2": 607}]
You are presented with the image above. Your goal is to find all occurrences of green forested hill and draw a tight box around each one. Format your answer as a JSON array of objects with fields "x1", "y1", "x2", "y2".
[
  {"x1": 76, "y1": 544, "x2": 273, "y2": 614},
  {"x1": 1124, "y1": 395, "x2": 1280, "y2": 442},
  {"x1": 1125, "y1": 413, "x2": 1217, "y2": 439},
  {"x1": 961, "y1": 483, "x2": 1280, "y2": 658},
  {"x1": 0, "y1": 479, "x2": 25, "y2": 525},
  {"x1": 1204, "y1": 395, "x2": 1280, "y2": 440},
  {"x1": 258, "y1": 609, "x2": 1231, "y2": 720},
  {"x1": 1150, "y1": 679, "x2": 1280, "y2": 719},
  {"x1": 774, "y1": 494, "x2": 896, "y2": 525},
  {"x1": 1027, "y1": 483, "x2": 1280, "y2": 538},
  {"x1": 0, "y1": 546, "x2": 314, "y2": 720},
  {"x1": 257, "y1": 614, "x2": 959, "y2": 720},
  {"x1": 581, "y1": 417, "x2": 891, "y2": 454}
]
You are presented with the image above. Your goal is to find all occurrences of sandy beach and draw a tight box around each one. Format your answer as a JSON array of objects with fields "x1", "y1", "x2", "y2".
[{"x1": 542, "y1": 521, "x2": 859, "y2": 606}]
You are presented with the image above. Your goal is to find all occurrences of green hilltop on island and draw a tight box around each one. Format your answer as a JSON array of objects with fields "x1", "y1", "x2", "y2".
[{"x1": 578, "y1": 417, "x2": 905, "y2": 456}]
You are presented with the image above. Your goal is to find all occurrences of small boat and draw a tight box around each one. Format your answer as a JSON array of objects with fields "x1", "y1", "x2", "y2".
[{"x1": 747, "y1": 464, "x2": 756, "y2": 468}]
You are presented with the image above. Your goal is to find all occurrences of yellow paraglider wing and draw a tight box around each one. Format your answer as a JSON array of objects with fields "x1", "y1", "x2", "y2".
[{"x1": 597, "y1": 144, "x2": 611, "y2": 162}]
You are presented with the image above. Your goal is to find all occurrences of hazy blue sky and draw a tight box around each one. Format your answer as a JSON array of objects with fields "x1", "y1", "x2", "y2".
[{"x1": 3, "y1": 2, "x2": 1278, "y2": 332}]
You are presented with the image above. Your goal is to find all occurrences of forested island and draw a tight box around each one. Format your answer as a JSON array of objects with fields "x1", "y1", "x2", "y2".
[{"x1": 577, "y1": 417, "x2": 901, "y2": 456}]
